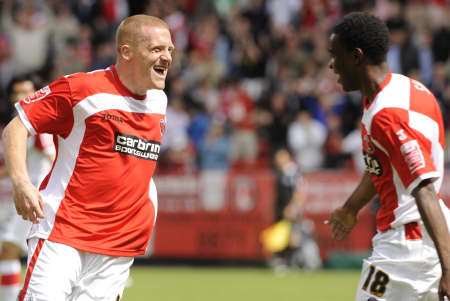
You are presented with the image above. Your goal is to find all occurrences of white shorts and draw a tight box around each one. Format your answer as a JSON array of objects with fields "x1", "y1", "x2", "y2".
[
  {"x1": 0, "y1": 203, "x2": 30, "y2": 252},
  {"x1": 356, "y1": 201, "x2": 450, "y2": 301},
  {"x1": 19, "y1": 238, "x2": 134, "y2": 301}
]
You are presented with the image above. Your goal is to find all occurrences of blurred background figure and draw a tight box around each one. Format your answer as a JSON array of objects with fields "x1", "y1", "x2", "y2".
[
  {"x1": 288, "y1": 110, "x2": 327, "y2": 172},
  {"x1": 221, "y1": 78, "x2": 259, "y2": 167},
  {"x1": 0, "y1": 75, "x2": 54, "y2": 301},
  {"x1": 266, "y1": 148, "x2": 321, "y2": 273},
  {"x1": 198, "y1": 118, "x2": 231, "y2": 211}
]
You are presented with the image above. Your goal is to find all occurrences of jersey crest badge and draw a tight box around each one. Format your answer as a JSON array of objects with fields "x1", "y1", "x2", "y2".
[{"x1": 23, "y1": 86, "x2": 51, "y2": 104}]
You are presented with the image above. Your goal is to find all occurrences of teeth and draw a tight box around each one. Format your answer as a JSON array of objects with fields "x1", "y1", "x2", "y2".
[{"x1": 154, "y1": 67, "x2": 166, "y2": 74}]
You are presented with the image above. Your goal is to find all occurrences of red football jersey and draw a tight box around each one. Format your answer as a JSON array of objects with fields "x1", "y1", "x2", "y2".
[
  {"x1": 361, "y1": 73, "x2": 445, "y2": 232},
  {"x1": 16, "y1": 66, "x2": 166, "y2": 256}
]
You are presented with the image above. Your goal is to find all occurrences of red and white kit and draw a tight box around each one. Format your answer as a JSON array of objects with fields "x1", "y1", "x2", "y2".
[
  {"x1": 357, "y1": 72, "x2": 450, "y2": 301},
  {"x1": 0, "y1": 133, "x2": 55, "y2": 253},
  {"x1": 28, "y1": 133, "x2": 55, "y2": 187},
  {"x1": 0, "y1": 133, "x2": 54, "y2": 301},
  {"x1": 15, "y1": 66, "x2": 166, "y2": 300}
]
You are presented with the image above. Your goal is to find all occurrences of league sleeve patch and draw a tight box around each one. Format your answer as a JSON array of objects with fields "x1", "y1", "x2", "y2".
[
  {"x1": 23, "y1": 85, "x2": 51, "y2": 104},
  {"x1": 400, "y1": 140, "x2": 425, "y2": 173}
]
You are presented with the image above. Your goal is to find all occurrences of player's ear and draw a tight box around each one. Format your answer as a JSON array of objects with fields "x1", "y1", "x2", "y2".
[
  {"x1": 353, "y1": 48, "x2": 364, "y2": 65},
  {"x1": 118, "y1": 44, "x2": 133, "y2": 61}
]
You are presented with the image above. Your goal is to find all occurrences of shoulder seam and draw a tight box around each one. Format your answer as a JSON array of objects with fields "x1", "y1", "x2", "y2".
[{"x1": 61, "y1": 76, "x2": 74, "y2": 107}]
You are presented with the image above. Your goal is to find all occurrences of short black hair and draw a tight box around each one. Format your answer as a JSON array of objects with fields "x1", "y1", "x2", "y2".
[
  {"x1": 332, "y1": 12, "x2": 389, "y2": 64},
  {"x1": 6, "y1": 74, "x2": 35, "y2": 97}
]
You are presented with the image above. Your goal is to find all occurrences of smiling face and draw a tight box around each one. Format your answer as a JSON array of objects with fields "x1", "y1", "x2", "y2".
[
  {"x1": 132, "y1": 25, "x2": 174, "y2": 90},
  {"x1": 116, "y1": 16, "x2": 175, "y2": 93},
  {"x1": 328, "y1": 33, "x2": 360, "y2": 92}
]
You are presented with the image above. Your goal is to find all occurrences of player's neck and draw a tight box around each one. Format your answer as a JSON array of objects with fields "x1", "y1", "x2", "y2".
[
  {"x1": 360, "y1": 63, "x2": 390, "y2": 102},
  {"x1": 115, "y1": 62, "x2": 147, "y2": 96}
]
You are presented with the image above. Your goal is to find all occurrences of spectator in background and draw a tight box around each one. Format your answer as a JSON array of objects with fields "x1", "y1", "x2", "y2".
[
  {"x1": 288, "y1": 110, "x2": 327, "y2": 172},
  {"x1": 187, "y1": 104, "x2": 211, "y2": 164},
  {"x1": 90, "y1": 33, "x2": 116, "y2": 70},
  {"x1": 101, "y1": 0, "x2": 129, "y2": 26},
  {"x1": 430, "y1": 4, "x2": 450, "y2": 65},
  {"x1": 198, "y1": 118, "x2": 230, "y2": 171},
  {"x1": 0, "y1": 75, "x2": 54, "y2": 301},
  {"x1": 1, "y1": 1, "x2": 53, "y2": 79},
  {"x1": 198, "y1": 118, "x2": 230, "y2": 211},
  {"x1": 189, "y1": 14, "x2": 229, "y2": 80},
  {"x1": 266, "y1": 0, "x2": 301, "y2": 32},
  {"x1": 228, "y1": 12, "x2": 267, "y2": 78},
  {"x1": 386, "y1": 17, "x2": 420, "y2": 78},
  {"x1": 53, "y1": 37, "x2": 88, "y2": 78},
  {"x1": 221, "y1": 78, "x2": 258, "y2": 166},
  {"x1": 161, "y1": 98, "x2": 192, "y2": 172},
  {"x1": 52, "y1": 1, "x2": 80, "y2": 58}
]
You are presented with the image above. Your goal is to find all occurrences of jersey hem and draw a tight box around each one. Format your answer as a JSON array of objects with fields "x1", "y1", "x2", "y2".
[
  {"x1": 15, "y1": 103, "x2": 37, "y2": 135},
  {"x1": 39, "y1": 234, "x2": 145, "y2": 257},
  {"x1": 386, "y1": 218, "x2": 421, "y2": 231}
]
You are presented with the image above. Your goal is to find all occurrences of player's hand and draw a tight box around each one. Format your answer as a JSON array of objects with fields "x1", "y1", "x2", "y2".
[
  {"x1": 439, "y1": 270, "x2": 450, "y2": 301},
  {"x1": 328, "y1": 207, "x2": 357, "y2": 240},
  {"x1": 12, "y1": 180, "x2": 45, "y2": 224}
]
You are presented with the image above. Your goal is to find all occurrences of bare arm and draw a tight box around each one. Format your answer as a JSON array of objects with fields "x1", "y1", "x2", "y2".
[
  {"x1": 3, "y1": 117, "x2": 29, "y2": 184},
  {"x1": 412, "y1": 179, "x2": 450, "y2": 299},
  {"x1": 2, "y1": 117, "x2": 44, "y2": 223},
  {"x1": 342, "y1": 171, "x2": 377, "y2": 213},
  {"x1": 330, "y1": 171, "x2": 377, "y2": 240}
]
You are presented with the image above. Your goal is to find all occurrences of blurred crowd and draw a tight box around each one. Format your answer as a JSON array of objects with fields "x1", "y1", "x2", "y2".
[{"x1": 1, "y1": 0, "x2": 450, "y2": 174}]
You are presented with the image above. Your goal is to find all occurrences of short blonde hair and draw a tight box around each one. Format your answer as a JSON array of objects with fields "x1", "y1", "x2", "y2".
[{"x1": 116, "y1": 15, "x2": 169, "y2": 49}]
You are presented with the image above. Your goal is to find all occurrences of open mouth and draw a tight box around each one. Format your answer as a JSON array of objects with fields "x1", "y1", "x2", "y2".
[{"x1": 153, "y1": 66, "x2": 166, "y2": 76}]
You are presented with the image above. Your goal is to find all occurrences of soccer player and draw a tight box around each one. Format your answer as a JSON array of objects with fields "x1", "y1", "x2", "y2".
[
  {"x1": 328, "y1": 12, "x2": 450, "y2": 301},
  {"x1": 2, "y1": 15, "x2": 174, "y2": 300},
  {"x1": 0, "y1": 76, "x2": 54, "y2": 301}
]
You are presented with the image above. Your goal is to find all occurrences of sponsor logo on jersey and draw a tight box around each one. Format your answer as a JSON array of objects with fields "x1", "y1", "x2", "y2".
[
  {"x1": 400, "y1": 140, "x2": 425, "y2": 173},
  {"x1": 114, "y1": 133, "x2": 160, "y2": 161},
  {"x1": 367, "y1": 298, "x2": 378, "y2": 301},
  {"x1": 102, "y1": 113, "x2": 123, "y2": 123},
  {"x1": 364, "y1": 153, "x2": 383, "y2": 176},
  {"x1": 23, "y1": 86, "x2": 51, "y2": 104}
]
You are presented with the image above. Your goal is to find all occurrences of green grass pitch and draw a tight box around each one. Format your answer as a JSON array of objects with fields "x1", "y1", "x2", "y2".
[{"x1": 122, "y1": 266, "x2": 360, "y2": 301}]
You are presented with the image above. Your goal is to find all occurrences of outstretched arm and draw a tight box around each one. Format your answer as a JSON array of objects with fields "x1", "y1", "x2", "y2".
[
  {"x1": 329, "y1": 171, "x2": 377, "y2": 240},
  {"x1": 2, "y1": 117, "x2": 44, "y2": 223},
  {"x1": 413, "y1": 179, "x2": 450, "y2": 300}
]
